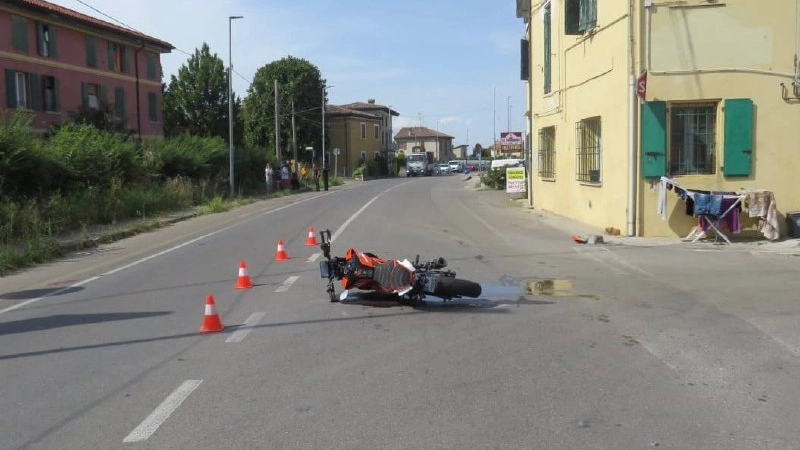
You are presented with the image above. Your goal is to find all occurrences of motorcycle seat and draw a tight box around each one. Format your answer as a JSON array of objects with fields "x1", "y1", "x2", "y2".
[{"x1": 373, "y1": 262, "x2": 412, "y2": 291}]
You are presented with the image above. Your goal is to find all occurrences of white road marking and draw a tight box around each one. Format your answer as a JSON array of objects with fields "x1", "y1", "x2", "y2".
[
  {"x1": 307, "y1": 253, "x2": 321, "y2": 262},
  {"x1": 0, "y1": 194, "x2": 328, "y2": 317},
  {"x1": 225, "y1": 312, "x2": 266, "y2": 343},
  {"x1": 330, "y1": 181, "x2": 411, "y2": 242},
  {"x1": 122, "y1": 379, "x2": 202, "y2": 443},
  {"x1": 275, "y1": 276, "x2": 300, "y2": 293}
]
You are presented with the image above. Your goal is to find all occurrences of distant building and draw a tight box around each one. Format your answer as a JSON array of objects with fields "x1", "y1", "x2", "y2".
[
  {"x1": 394, "y1": 126, "x2": 455, "y2": 162},
  {"x1": 325, "y1": 99, "x2": 397, "y2": 177},
  {"x1": 1, "y1": 0, "x2": 174, "y2": 136}
]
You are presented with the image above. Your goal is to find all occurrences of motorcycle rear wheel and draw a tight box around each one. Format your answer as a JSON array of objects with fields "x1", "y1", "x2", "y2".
[{"x1": 431, "y1": 277, "x2": 482, "y2": 299}]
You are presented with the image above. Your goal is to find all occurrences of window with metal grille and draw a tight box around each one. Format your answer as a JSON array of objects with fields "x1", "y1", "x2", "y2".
[
  {"x1": 538, "y1": 126, "x2": 556, "y2": 179},
  {"x1": 669, "y1": 102, "x2": 717, "y2": 175},
  {"x1": 575, "y1": 116, "x2": 601, "y2": 183},
  {"x1": 543, "y1": 3, "x2": 552, "y2": 94}
]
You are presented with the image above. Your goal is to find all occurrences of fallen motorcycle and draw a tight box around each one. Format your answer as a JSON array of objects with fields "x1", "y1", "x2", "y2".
[{"x1": 318, "y1": 229, "x2": 482, "y2": 303}]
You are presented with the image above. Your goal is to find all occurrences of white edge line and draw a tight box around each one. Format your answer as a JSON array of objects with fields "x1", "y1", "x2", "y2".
[
  {"x1": 122, "y1": 379, "x2": 203, "y2": 443},
  {"x1": 0, "y1": 193, "x2": 330, "y2": 317},
  {"x1": 225, "y1": 312, "x2": 266, "y2": 343},
  {"x1": 307, "y1": 253, "x2": 321, "y2": 262}
]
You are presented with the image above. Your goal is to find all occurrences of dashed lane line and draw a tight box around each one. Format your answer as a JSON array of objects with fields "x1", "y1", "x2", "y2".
[
  {"x1": 275, "y1": 276, "x2": 300, "y2": 293},
  {"x1": 225, "y1": 312, "x2": 267, "y2": 343},
  {"x1": 122, "y1": 379, "x2": 202, "y2": 443}
]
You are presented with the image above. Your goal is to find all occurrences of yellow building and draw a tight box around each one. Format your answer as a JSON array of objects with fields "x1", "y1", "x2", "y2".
[
  {"x1": 517, "y1": 0, "x2": 800, "y2": 238},
  {"x1": 326, "y1": 100, "x2": 396, "y2": 178}
]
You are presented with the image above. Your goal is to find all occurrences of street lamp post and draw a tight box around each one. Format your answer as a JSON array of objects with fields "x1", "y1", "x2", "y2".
[
  {"x1": 322, "y1": 85, "x2": 334, "y2": 170},
  {"x1": 228, "y1": 15, "x2": 243, "y2": 198},
  {"x1": 507, "y1": 95, "x2": 512, "y2": 132}
]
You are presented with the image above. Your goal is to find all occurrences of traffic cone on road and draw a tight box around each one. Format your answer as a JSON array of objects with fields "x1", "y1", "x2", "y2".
[
  {"x1": 199, "y1": 294, "x2": 224, "y2": 333},
  {"x1": 305, "y1": 227, "x2": 318, "y2": 246},
  {"x1": 235, "y1": 260, "x2": 253, "y2": 289},
  {"x1": 274, "y1": 239, "x2": 289, "y2": 261}
]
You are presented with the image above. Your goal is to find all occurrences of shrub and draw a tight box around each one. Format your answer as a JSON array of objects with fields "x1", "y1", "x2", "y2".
[
  {"x1": 480, "y1": 168, "x2": 506, "y2": 190},
  {"x1": 45, "y1": 124, "x2": 144, "y2": 191}
]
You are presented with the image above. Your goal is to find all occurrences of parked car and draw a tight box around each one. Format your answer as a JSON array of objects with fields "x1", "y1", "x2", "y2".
[{"x1": 433, "y1": 163, "x2": 451, "y2": 175}]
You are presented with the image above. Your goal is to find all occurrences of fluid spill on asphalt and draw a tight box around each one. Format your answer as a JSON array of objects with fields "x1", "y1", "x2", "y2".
[
  {"x1": 526, "y1": 279, "x2": 574, "y2": 297},
  {"x1": 480, "y1": 277, "x2": 598, "y2": 301}
]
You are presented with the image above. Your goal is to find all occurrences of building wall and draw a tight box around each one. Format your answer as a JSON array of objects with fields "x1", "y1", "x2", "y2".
[
  {"x1": 395, "y1": 136, "x2": 454, "y2": 162},
  {"x1": 0, "y1": 4, "x2": 166, "y2": 136},
  {"x1": 327, "y1": 116, "x2": 382, "y2": 177},
  {"x1": 529, "y1": 0, "x2": 633, "y2": 233},
  {"x1": 526, "y1": 0, "x2": 800, "y2": 238},
  {"x1": 641, "y1": 0, "x2": 800, "y2": 237}
]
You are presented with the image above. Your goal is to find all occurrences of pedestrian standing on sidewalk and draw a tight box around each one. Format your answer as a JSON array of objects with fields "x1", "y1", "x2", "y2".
[{"x1": 265, "y1": 163, "x2": 274, "y2": 193}]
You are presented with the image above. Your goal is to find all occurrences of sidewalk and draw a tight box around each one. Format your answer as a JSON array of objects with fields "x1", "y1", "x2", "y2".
[{"x1": 479, "y1": 185, "x2": 800, "y2": 256}]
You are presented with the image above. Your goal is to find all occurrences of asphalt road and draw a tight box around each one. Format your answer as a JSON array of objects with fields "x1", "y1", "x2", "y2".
[{"x1": 2, "y1": 176, "x2": 800, "y2": 449}]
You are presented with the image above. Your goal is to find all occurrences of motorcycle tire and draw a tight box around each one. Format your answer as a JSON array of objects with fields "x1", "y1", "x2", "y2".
[{"x1": 431, "y1": 277, "x2": 482, "y2": 299}]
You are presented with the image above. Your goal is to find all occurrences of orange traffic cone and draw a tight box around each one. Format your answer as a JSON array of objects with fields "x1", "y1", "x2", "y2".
[
  {"x1": 235, "y1": 260, "x2": 253, "y2": 289},
  {"x1": 274, "y1": 239, "x2": 289, "y2": 261},
  {"x1": 305, "y1": 227, "x2": 318, "y2": 246},
  {"x1": 199, "y1": 294, "x2": 224, "y2": 333}
]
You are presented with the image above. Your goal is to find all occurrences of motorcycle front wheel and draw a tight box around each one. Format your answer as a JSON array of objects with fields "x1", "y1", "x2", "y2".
[{"x1": 431, "y1": 277, "x2": 482, "y2": 299}]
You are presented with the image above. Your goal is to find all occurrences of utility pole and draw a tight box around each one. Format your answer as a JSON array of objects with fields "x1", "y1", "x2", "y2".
[
  {"x1": 227, "y1": 15, "x2": 243, "y2": 198},
  {"x1": 493, "y1": 87, "x2": 496, "y2": 156},
  {"x1": 274, "y1": 80, "x2": 281, "y2": 163},
  {"x1": 291, "y1": 100, "x2": 297, "y2": 174}
]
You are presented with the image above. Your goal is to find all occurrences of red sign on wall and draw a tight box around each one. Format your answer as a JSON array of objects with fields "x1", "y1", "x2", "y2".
[{"x1": 636, "y1": 72, "x2": 648, "y2": 101}]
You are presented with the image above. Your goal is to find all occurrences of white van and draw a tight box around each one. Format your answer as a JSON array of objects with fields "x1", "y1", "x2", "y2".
[{"x1": 490, "y1": 159, "x2": 522, "y2": 170}]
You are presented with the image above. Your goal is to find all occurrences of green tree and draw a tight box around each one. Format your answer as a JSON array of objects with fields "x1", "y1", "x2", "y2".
[
  {"x1": 163, "y1": 43, "x2": 239, "y2": 141},
  {"x1": 243, "y1": 56, "x2": 325, "y2": 163}
]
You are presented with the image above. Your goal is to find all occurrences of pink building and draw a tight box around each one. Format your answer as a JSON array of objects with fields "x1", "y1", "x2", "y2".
[{"x1": 1, "y1": 0, "x2": 173, "y2": 136}]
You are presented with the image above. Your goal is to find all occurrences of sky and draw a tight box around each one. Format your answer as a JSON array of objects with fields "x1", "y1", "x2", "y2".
[{"x1": 66, "y1": 0, "x2": 528, "y2": 148}]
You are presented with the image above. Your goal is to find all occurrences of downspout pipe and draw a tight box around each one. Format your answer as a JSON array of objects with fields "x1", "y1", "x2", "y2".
[
  {"x1": 626, "y1": 0, "x2": 638, "y2": 237},
  {"x1": 134, "y1": 41, "x2": 145, "y2": 141}
]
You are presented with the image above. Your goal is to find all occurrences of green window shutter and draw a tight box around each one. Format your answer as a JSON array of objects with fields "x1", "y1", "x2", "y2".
[
  {"x1": 122, "y1": 46, "x2": 130, "y2": 73},
  {"x1": 99, "y1": 85, "x2": 108, "y2": 106},
  {"x1": 36, "y1": 23, "x2": 45, "y2": 56},
  {"x1": 53, "y1": 77, "x2": 60, "y2": 111},
  {"x1": 107, "y1": 42, "x2": 114, "y2": 70},
  {"x1": 723, "y1": 98, "x2": 753, "y2": 177},
  {"x1": 81, "y1": 82, "x2": 88, "y2": 108},
  {"x1": 12, "y1": 16, "x2": 28, "y2": 52},
  {"x1": 86, "y1": 36, "x2": 97, "y2": 66},
  {"x1": 47, "y1": 26, "x2": 57, "y2": 58},
  {"x1": 579, "y1": 0, "x2": 597, "y2": 31},
  {"x1": 640, "y1": 101, "x2": 667, "y2": 178},
  {"x1": 543, "y1": 5, "x2": 551, "y2": 93},
  {"x1": 5, "y1": 70, "x2": 17, "y2": 107},
  {"x1": 115, "y1": 87, "x2": 126, "y2": 123},
  {"x1": 148, "y1": 92, "x2": 158, "y2": 121},
  {"x1": 565, "y1": 0, "x2": 582, "y2": 35},
  {"x1": 146, "y1": 54, "x2": 156, "y2": 80},
  {"x1": 29, "y1": 74, "x2": 41, "y2": 111},
  {"x1": 520, "y1": 39, "x2": 529, "y2": 81}
]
